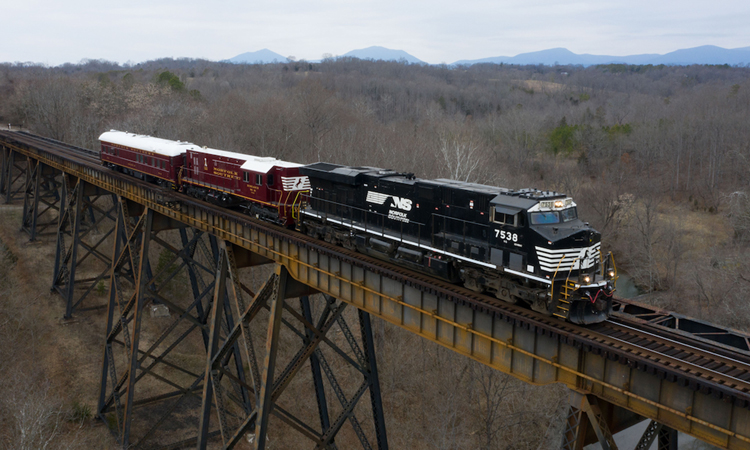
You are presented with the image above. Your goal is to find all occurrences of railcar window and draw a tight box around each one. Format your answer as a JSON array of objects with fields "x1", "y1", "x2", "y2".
[
  {"x1": 530, "y1": 212, "x2": 560, "y2": 225},
  {"x1": 267, "y1": 174, "x2": 274, "y2": 186},
  {"x1": 561, "y1": 207, "x2": 578, "y2": 222},
  {"x1": 255, "y1": 174, "x2": 263, "y2": 185},
  {"x1": 243, "y1": 172, "x2": 249, "y2": 183}
]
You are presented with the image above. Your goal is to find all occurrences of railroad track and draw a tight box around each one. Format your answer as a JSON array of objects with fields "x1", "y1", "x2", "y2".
[
  {"x1": 15, "y1": 131, "x2": 101, "y2": 161},
  {"x1": 4, "y1": 129, "x2": 750, "y2": 409}
]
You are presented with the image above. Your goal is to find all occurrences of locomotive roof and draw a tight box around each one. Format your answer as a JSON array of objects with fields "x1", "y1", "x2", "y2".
[
  {"x1": 99, "y1": 130, "x2": 197, "y2": 157},
  {"x1": 432, "y1": 178, "x2": 510, "y2": 195},
  {"x1": 300, "y1": 162, "x2": 381, "y2": 185},
  {"x1": 186, "y1": 146, "x2": 302, "y2": 173},
  {"x1": 301, "y1": 162, "x2": 569, "y2": 212}
]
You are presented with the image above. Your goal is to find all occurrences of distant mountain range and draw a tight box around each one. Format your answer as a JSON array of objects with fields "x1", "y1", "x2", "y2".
[
  {"x1": 453, "y1": 45, "x2": 750, "y2": 66},
  {"x1": 226, "y1": 46, "x2": 423, "y2": 64},
  {"x1": 226, "y1": 45, "x2": 750, "y2": 67}
]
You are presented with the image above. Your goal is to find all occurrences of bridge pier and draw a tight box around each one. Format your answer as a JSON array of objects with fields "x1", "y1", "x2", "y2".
[
  {"x1": 51, "y1": 174, "x2": 119, "y2": 318},
  {"x1": 21, "y1": 159, "x2": 62, "y2": 240},
  {"x1": 1, "y1": 145, "x2": 28, "y2": 203},
  {"x1": 198, "y1": 241, "x2": 389, "y2": 449},
  {"x1": 98, "y1": 200, "x2": 221, "y2": 448},
  {"x1": 95, "y1": 201, "x2": 389, "y2": 449}
]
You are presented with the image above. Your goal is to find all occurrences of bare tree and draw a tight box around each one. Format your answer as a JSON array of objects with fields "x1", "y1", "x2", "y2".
[{"x1": 437, "y1": 128, "x2": 489, "y2": 183}]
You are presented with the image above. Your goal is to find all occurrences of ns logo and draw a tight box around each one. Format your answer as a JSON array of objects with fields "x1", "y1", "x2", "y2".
[
  {"x1": 391, "y1": 197, "x2": 412, "y2": 211},
  {"x1": 366, "y1": 191, "x2": 413, "y2": 211}
]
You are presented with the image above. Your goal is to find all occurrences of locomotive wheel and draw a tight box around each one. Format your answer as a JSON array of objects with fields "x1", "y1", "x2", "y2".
[{"x1": 494, "y1": 288, "x2": 518, "y2": 304}]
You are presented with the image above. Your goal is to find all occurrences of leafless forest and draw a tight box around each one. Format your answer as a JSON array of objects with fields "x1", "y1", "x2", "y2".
[{"x1": 0, "y1": 58, "x2": 749, "y2": 448}]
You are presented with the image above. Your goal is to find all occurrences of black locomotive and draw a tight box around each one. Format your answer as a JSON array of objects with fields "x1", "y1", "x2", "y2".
[{"x1": 298, "y1": 163, "x2": 616, "y2": 325}]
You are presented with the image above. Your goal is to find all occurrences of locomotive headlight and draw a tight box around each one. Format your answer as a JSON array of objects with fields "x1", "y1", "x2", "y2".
[
  {"x1": 554, "y1": 200, "x2": 564, "y2": 208},
  {"x1": 607, "y1": 269, "x2": 615, "y2": 279},
  {"x1": 582, "y1": 275, "x2": 591, "y2": 284}
]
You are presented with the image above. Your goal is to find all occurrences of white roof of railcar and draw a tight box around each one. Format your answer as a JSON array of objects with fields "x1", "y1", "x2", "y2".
[
  {"x1": 99, "y1": 130, "x2": 196, "y2": 157},
  {"x1": 187, "y1": 146, "x2": 302, "y2": 174},
  {"x1": 99, "y1": 130, "x2": 302, "y2": 173}
]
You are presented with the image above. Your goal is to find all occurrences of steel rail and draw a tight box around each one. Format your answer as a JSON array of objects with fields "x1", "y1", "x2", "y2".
[
  {"x1": 613, "y1": 297, "x2": 750, "y2": 359},
  {"x1": 599, "y1": 320, "x2": 750, "y2": 386}
]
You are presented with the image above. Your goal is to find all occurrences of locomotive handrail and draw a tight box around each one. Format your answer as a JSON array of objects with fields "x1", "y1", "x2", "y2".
[
  {"x1": 290, "y1": 190, "x2": 306, "y2": 220},
  {"x1": 303, "y1": 195, "x2": 427, "y2": 249},
  {"x1": 564, "y1": 255, "x2": 583, "y2": 288},
  {"x1": 550, "y1": 254, "x2": 568, "y2": 300}
]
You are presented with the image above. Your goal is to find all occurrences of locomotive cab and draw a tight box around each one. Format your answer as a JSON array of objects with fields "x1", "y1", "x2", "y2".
[{"x1": 506, "y1": 191, "x2": 616, "y2": 324}]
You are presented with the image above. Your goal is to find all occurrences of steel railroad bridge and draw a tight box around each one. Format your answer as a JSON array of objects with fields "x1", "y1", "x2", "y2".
[{"x1": 2, "y1": 129, "x2": 750, "y2": 450}]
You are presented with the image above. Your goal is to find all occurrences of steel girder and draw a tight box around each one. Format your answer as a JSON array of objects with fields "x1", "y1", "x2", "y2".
[
  {"x1": 21, "y1": 158, "x2": 62, "y2": 240},
  {"x1": 197, "y1": 241, "x2": 389, "y2": 450},
  {"x1": 633, "y1": 420, "x2": 679, "y2": 450},
  {"x1": 561, "y1": 391, "x2": 619, "y2": 450},
  {"x1": 51, "y1": 173, "x2": 119, "y2": 317}
]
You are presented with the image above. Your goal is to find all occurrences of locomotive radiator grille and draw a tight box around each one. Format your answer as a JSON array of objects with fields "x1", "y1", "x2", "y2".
[{"x1": 535, "y1": 242, "x2": 601, "y2": 273}]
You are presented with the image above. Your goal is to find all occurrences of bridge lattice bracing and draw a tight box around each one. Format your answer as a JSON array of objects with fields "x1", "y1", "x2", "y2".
[
  {"x1": 1, "y1": 145, "x2": 28, "y2": 203},
  {"x1": 51, "y1": 173, "x2": 120, "y2": 317},
  {"x1": 91, "y1": 196, "x2": 389, "y2": 448},
  {"x1": 2, "y1": 132, "x2": 750, "y2": 449},
  {"x1": 21, "y1": 159, "x2": 61, "y2": 240}
]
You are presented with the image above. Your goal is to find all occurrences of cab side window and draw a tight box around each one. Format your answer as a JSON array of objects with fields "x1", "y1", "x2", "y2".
[{"x1": 492, "y1": 208, "x2": 518, "y2": 227}]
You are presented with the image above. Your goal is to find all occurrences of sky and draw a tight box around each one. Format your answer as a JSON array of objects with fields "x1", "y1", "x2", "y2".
[{"x1": 2, "y1": 0, "x2": 750, "y2": 66}]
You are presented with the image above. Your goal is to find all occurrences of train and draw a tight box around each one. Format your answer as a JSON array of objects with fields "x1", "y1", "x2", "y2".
[{"x1": 99, "y1": 130, "x2": 617, "y2": 324}]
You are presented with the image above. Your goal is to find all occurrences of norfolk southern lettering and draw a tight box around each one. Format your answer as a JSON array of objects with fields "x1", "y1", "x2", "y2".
[{"x1": 299, "y1": 163, "x2": 617, "y2": 325}]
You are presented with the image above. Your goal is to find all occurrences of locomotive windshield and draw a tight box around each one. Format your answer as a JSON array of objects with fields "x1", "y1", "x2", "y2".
[{"x1": 530, "y1": 207, "x2": 578, "y2": 225}]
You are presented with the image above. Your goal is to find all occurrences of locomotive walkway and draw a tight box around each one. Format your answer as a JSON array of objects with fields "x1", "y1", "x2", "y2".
[{"x1": 2, "y1": 129, "x2": 750, "y2": 450}]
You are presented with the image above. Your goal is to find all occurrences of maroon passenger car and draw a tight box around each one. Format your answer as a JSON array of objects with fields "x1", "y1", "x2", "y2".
[{"x1": 99, "y1": 130, "x2": 190, "y2": 189}]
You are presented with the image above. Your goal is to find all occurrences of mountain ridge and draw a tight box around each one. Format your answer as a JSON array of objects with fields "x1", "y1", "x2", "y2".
[
  {"x1": 453, "y1": 45, "x2": 750, "y2": 66},
  {"x1": 226, "y1": 49, "x2": 288, "y2": 64},
  {"x1": 225, "y1": 45, "x2": 750, "y2": 67}
]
